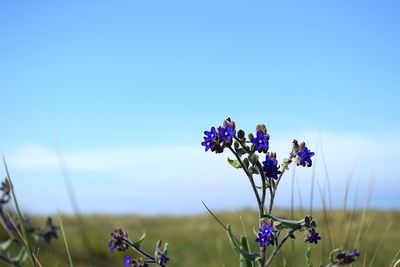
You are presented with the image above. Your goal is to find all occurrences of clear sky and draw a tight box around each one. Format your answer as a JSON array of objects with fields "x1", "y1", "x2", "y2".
[{"x1": 0, "y1": 1, "x2": 399, "y2": 215}]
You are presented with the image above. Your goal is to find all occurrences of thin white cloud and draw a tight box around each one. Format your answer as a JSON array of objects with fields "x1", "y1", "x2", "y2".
[{"x1": 3, "y1": 131, "x2": 399, "y2": 214}]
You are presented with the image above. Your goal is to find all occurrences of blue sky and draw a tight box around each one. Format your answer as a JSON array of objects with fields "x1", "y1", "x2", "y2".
[{"x1": 0, "y1": 1, "x2": 399, "y2": 214}]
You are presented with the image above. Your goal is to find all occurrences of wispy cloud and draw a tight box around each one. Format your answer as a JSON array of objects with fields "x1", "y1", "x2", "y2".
[{"x1": 4, "y1": 131, "x2": 399, "y2": 214}]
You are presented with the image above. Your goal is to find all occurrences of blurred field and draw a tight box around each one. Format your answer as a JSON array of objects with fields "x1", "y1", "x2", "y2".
[{"x1": 4, "y1": 209, "x2": 398, "y2": 267}]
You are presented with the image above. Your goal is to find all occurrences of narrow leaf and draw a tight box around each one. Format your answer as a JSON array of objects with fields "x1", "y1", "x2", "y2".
[
  {"x1": 226, "y1": 225, "x2": 259, "y2": 262},
  {"x1": 132, "y1": 232, "x2": 146, "y2": 247},
  {"x1": 227, "y1": 158, "x2": 242, "y2": 169},
  {"x1": 57, "y1": 212, "x2": 74, "y2": 267},
  {"x1": 239, "y1": 235, "x2": 254, "y2": 267}
]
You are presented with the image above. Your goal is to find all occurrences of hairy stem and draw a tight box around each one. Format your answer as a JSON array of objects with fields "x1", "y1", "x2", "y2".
[
  {"x1": 263, "y1": 230, "x2": 295, "y2": 267},
  {"x1": 228, "y1": 147, "x2": 262, "y2": 216},
  {"x1": 123, "y1": 238, "x2": 166, "y2": 267}
]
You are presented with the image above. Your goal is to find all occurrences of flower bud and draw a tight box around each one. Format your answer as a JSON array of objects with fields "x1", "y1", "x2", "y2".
[{"x1": 256, "y1": 124, "x2": 267, "y2": 135}]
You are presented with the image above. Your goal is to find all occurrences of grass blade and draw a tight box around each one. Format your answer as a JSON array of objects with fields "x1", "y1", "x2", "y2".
[
  {"x1": 368, "y1": 221, "x2": 392, "y2": 267},
  {"x1": 354, "y1": 174, "x2": 375, "y2": 249},
  {"x1": 3, "y1": 156, "x2": 38, "y2": 267},
  {"x1": 320, "y1": 141, "x2": 332, "y2": 209},
  {"x1": 316, "y1": 181, "x2": 333, "y2": 249},
  {"x1": 54, "y1": 140, "x2": 95, "y2": 265},
  {"x1": 57, "y1": 212, "x2": 74, "y2": 267},
  {"x1": 389, "y1": 248, "x2": 400, "y2": 267}
]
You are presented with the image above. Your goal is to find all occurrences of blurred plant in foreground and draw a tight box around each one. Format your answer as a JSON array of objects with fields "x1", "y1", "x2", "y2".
[{"x1": 0, "y1": 177, "x2": 58, "y2": 266}]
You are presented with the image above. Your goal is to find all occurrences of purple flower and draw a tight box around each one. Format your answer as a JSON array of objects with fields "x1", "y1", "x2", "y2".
[
  {"x1": 218, "y1": 124, "x2": 236, "y2": 142},
  {"x1": 250, "y1": 131, "x2": 269, "y2": 152},
  {"x1": 297, "y1": 147, "x2": 315, "y2": 167},
  {"x1": 204, "y1": 127, "x2": 217, "y2": 141},
  {"x1": 159, "y1": 254, "x2": 169, "y2": 265},
  {"x1": 124, "y1": 255, "x2": 131, "y2": 266},
  {"x1": 201, "y1": 139, "x2": 213, "y2": 152},
  {"x1": 108, "y1": 228, "x2": 129, "y2": 252},
  {"x1": 262, "y1": 154, "x2": 282, "y2": 180},
  {"x1": 201, "y1": 127, "x2": 217, "y2": 151},
  {"x1": 108, "y1": 241, "x2": 115, "y2": 252},
  {"x1": 255, "y1": 223, "x2": 274, "y2": 247},
  {"x1": 305, "y1": 229, "x2": 321, "y2": 244},
  {"x1": 332, "y1": 249, "x2": 360, "y2": 265}
]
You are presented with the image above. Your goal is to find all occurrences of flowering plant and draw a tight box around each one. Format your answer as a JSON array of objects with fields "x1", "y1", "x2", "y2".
[
  {"x1": 200, "y1": 118, "x2": 358, "y2": 267},
  {"x1": 0, "y1": 177, "x2": 58, "y2": 266},
  {"x1": 108, "y1": 117, "x2": 360, "y2": 267}
]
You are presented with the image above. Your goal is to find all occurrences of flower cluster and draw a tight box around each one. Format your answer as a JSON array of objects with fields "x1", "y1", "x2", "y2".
[
  {"x1": 38, "y1": 217, "x2": 59, "y2": 244},
  {"x1": 262, "y1": 154, "x2": 282, "y2": 180},
  {"x1": 201, "y1": 119, "x2": 236, "y2": 153},
  {"x1": 201, "y1": 119, "x2": 320, "y2": 265},
  {"x1": 108, "y1": 228, "x2": 129, "y2": 252},
  {"x1": 304, "y1": 228, "x2": 321, "y2": 244},
  {"x1": 250, "y1": 130, "x2": 269, "y2": 152},
  {"x1": 255, "y1": 223, "x2": 275, "y2": 247},
  {"x1": 292, "y1": 140, "x2": 315, "y2": 167},
  {"x1": 108, "y1": 228, "x2": 169, "y2": 266},
  {"x1": 124, "y1": 256, "x2": 148, "y2": 267},
  {"x1": 328, "y1": 249, "x2": 360, "y2": 266},
  {"x1": 303, "y1": 216, "x2": 321, "y2": 245},
  {"x1": 155, "y1": 240, "x2": 169, "y2": 265}
]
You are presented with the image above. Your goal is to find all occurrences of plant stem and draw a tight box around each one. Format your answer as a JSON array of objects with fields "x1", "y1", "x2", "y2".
[
  {"x1": 123, "y1": 238, "x2": 166, "y2": 267},
  {"x1": 228, "y1": 147, "x2": 262, "y2": 216},
  {"x1": 263, "y1": 230, "x2": 294, "y2": 267}
]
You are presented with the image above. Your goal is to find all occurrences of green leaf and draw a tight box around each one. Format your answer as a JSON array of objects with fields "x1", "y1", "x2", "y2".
[
  {"x1": 252, "y1": 227, "x2": 259, "y2": 238},
  {"x1": 243, "y1": 158, "x2": 250, "y2": 169},
  {"x1": 328, "y1": 248, "x2": 341, "y2": 264},
  {"x1": 248, "y1": 154, "x2": 259, "y2": 165},
  {"x1": 227, "y1": 158, "x2": 242, "y2": 169},
  {"x1": 9, "y1": 247, "x2": 28, "y2": 263},
  {"x1": 251, "y1": 166, "x2": 259, "y2": 175},
  {"x1": 289, "y1": 232, "x2": 296, "y2": 239},
  {"x1": 163, "y1": 242, "x2": 168, "y2": 254},
  {"x1": 226, "y1": 225, "x2": 259, "y2": 262},
  {"x1": 261, "y1": 213, "x2": 304, "y2": 230},
  {"x1": 265, "y1": 178, "x2": 270, "y2": 188},
  {"x1": 239, "y1": 235, "x2": 254, "y2": 267},
  {"x1": 131, "y1": 232, "x2": 146, "y2": 247},
  {"x1": 236, "y1": 148, "x2": 247, "y2": 157},
  {"x1": 0, "y1": 238, "x2": 13, "y2": 251}
]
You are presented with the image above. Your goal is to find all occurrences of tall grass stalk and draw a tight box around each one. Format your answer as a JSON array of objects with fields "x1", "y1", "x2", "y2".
[
  {"x1": 57, "y1": 212, "x2": 74, "y2": 267},
  {"x1": 54, "y1": 141, "x2": 95, "y2": 265},
  {"x1": 320, "y1": 142, "x2": 332, "y2": 209},
  {"x1": 316, "y1": 181, "x2": 333, "y2": 249},
  {"x1": 390, "y1": 248, "x2": 400, "y2": 267},
  {"x1": 308, "y1": 136, "x2": 320, "y2": 215},
  {"x1": 368, "y1": 221, "x2": 392, "y2": 267},
  {"x1": 341, "y1": 184, "x2": 359, "y2": 249},
  {"x1": 354, "y1": 174, "x2": 375, "y2": 249}
]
